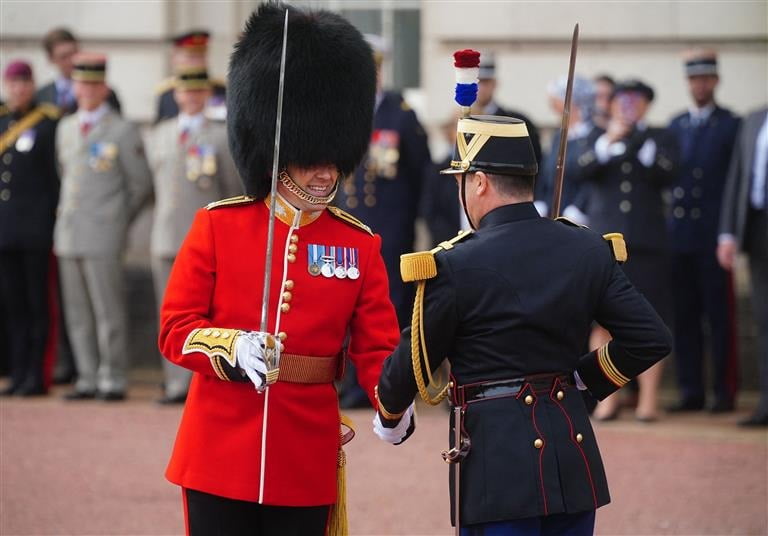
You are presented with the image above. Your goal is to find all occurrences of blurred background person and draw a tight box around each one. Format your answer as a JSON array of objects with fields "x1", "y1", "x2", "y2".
[
  {"x1": 36, "y1": 27, "x2": 121, "y2": 115},
  {"x1": 147, "y1": 66, "x2": 242, "y2": 405},
  {"x1": 579, "y1": 79, "x2": 678, "y2": 421},
  {"x1": 0, "y1": 61, "x2": 60, "y2": 396},
  {"x1": 335, "y1": 34, "x2": 431, "y2": 408},
  {"x1": 474, "y1": 53, "x2": 542, "y2": 172},
  {"x1": 718, "y1": 105, "x2": 768, "y2": 427},
  {"x1": 535, "y1": 74, "x2": 599, "y2": 223},
  {"x1": 55, "y1": 53, "x2": 152, "y2": 401},
  {"x1": 154, "y1": 30, "x2": 226, "y2": 123},
  {"x1": 666, "y1": 49, "x2": 741, "y2": 414},
  {"x1": 592, "y1": 74, "x2": 615, "y2": 130}
]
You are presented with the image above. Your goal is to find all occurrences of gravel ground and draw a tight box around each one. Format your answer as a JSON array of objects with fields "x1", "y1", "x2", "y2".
[{"x1": 1, "y1": 383, "x2": 766, "y2": 536}]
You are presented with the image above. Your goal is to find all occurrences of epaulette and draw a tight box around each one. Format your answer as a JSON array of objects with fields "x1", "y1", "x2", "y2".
[
  {"x1": 206, "y1": 195, "x2": 257, "y2": 210},
  {"x1": 602, "y1": 232, "x2": 627, "y2": 263},
  {"x1": 400, "y1": 100, "x2": 411, "y2": 111},
  {"x1": 556, "y1": 218, "x2": 627, "y2": 263},
  {"x1": 327, "y1": 206, "x2": 373, "y2": 235},
  {"x1": 400, "y1": 230, "x2": 473, "y2": 282},
  {"x1": 38, "y1": 103, "x2": 61, "y2": 120},
  {"x1": 155, "y1": 77, "x2": 175, "y2": 95}
]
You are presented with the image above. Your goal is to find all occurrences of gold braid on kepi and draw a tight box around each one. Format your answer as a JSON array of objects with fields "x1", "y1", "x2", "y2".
[{"x1": 400, "y1": 230, "x2": 472, "y2": 405}]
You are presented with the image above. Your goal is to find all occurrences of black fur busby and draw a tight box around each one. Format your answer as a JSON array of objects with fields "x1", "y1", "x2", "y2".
[{"x1": 228, "y1": 3, "x2": 377, "y2": 198}]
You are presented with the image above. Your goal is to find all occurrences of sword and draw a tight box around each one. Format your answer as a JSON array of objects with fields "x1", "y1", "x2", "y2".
[
  {"x1": 549, "y1": 23, "x2": 580, "y2": 219},
  {"x1": 258, "y1": 8, "x2": 289, "y2": 388}
]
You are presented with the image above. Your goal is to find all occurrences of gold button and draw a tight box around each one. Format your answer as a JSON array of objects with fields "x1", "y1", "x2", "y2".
[
  {"x1": 1, "y1": 171, "x2": 11, "y2": 183},
  {"x1": 0, "y1": 189, "x2": 10, "y2": 201},
  {"x1": 284, "y1": 280, "x2": 294, "y2": 290},
  {"x1": 290, "y1": 234, "x2": 299, "y2": 244},
  {"x1": 556, "y1": 390, "x2": 564, "y2": 400},
  {"x1": 620, "y1": 180, "x2": 632, "y2": 193},
  {"x1": 534, "y1": 438, "x2": 544, "y2": 449},
  {"x1": 221, "y1": 331, "x2": 230, "y2": 339},
  {"x1": 346, "y1": 197, "x2": 358, "y2": 209},
  {"x1": 619, "y1": 200, "x2": 632, "y2": 213},
  {"x1": 364, "y1": 194, "x2": 376, "y2": 207},
  {"x1": 278, "y1": 332, "x2": 287, "y2": 341},
  {"x1": 524, "y1": 395, "x2": 534, "y2": 405},
  {"x1": 287, "y1": 253, "x2": 296, "y2": 263},
  {"x1": 363, "y1": 183, "x2": 376, "y2": 194},
  {"x1": 212, "y1": 330, "x2": 221, "y2": 338},
  {"x1": 343, "y1": 182, "x2": 356, "y2": 195},
  {"x1": 673, "y1": 206, "x2": 685, "y2": 219},
  {"x1": 673, "y1": 187, "x2": 685, "y2": 199},
  {"x1": 203, "y1": 328, "x2": 212, "y2": 336},
  {"x1": 282, "y1": 291, "x2": 292, "y2": 302},
  {"x1": 2, "y1": 154, "x2": 11, "y2": 165},
  {"x1": 576, "y1": 433, "x2": 584, "y2": 443},
  {"x1": 288, "y1": 244, "x2": 298, "y2": 254},
  {"x1": 621, "y1": 162, "x2": 633, "y2": 174},
  {"x1": 280, "y1": 303, "x2": 290, "y2": 313}
]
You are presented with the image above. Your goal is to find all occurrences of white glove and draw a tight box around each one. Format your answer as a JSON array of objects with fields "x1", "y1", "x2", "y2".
[
  {"x1": 235, "y1": 331, "x2": 280, "y2": 391},
  {"x1": 373, "y1": 402, "x2": 416, "y2": 444}
]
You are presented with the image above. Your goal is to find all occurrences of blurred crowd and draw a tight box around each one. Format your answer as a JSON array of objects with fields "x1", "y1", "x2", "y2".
[{"x1": 1, "y1": 27, "x2": 766, "y2": 427}]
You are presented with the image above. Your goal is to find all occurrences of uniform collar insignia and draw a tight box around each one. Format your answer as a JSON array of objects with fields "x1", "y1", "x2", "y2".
[{"x1": 264, "y1": 192, "x2": 322, "y2": 228}]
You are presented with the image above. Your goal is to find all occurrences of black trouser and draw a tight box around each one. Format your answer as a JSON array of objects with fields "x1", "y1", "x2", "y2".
[
  {"x1": 184, "y1": 488, "x2": 330, "y2": 536},
  {"x1": 0, "y1": 250, "x2": 50, "y2": 392}
]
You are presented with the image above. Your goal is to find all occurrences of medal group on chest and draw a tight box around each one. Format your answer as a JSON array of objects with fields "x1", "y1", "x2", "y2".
[{"x1": 307, "y1": 243, "x2": 360, "y2": 280}]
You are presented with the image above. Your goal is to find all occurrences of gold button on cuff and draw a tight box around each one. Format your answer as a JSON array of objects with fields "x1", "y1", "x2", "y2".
[
  {"x1": 524, "y1": 395, "x2": 534, "y2": 405},
  {"x1": 221, "y1": 332, "x2": 230, "y2": 339},
  {"x1": 534, "y1": 438, "x2": 544, "y2": 449},
  {"x1": 556, "y1": 390, "x2": 564, "y2": 400},
  {"x1": 212, "y1": 330, "x2": 221, "y2": 338},
  {"x1": 288, "y1": 244, "x2": 298, "y2": 254},
  {"x1": 284, "y1": 280, "x2": 294, "y2": 290},
  {"x1": 278, "y1": 332, "x2": 287, "y2": 341},
  {"x1": 576, "y1": 433, "x2": 584, "y2": 443},
  {"x1": 282, "y1": 291, "x2": 292, "y2": 302},
  {"x1": 280, "y1": 303, "x2": 291, "y2": 313},
  {"x1": 203, "y1": 328, "x2": 212, "y2": 336},
  {"x1": 286, "y1": 253, "x2": 296, "y2": 263},
  {"x1": 290, "y1": 234, "x2": 299, "y2": 243}
]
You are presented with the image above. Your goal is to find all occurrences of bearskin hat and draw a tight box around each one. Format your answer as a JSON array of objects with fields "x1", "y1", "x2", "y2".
[{"x1": 228, "y1": 3, "x2": 376, "y2": 198}]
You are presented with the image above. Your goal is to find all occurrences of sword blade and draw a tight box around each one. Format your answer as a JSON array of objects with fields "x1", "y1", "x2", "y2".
[
  {"x1": 453, "y1": 405, "x2": 462, "y2": 535},
  {"x1": 549, "y1": 23, "x2": 580, "y2": 219},
  {"x1": 260, "y1": 9, "x2": 290, "y2": 336}
]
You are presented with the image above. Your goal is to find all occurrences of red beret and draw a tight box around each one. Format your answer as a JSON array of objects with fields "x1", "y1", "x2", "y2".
[{"x1": 4, "y1": 61, "x2": 33, "y2": 80}]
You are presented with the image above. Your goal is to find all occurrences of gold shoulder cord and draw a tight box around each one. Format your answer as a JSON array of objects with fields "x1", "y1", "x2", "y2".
[{"x1": 401, "y1": 230, "x2": 471, "y2": 405}]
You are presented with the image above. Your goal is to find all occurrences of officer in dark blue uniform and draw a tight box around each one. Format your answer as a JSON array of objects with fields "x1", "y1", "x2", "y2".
[
  {"x1": 666, "y1": 50, "x2": 741, "y2": 413},
  {"x1": 155, "y1": 30, "x2": 227, "y2": 123},
  {"x1": 0, "y1": 61, "x2": 60, "y2": 396},
  {"x1": 374, "y1": 113, "x2": 672, "y2": 535},
  {"x1": 335, "y1": 38, "x2": 431, "y2": 328}
]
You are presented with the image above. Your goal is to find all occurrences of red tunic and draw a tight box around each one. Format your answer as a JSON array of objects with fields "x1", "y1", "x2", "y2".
[{"x1": 159, "y1": 194, "x2": 400, "y2": 505}]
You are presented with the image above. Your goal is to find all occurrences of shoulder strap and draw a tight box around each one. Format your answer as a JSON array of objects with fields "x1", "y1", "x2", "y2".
[
  {"x1": 400, "y1": 230, "x2": 473, "y2": 283},
  {"x1": 0, "y1": 107, "x2": 47, "y2": 155},
  {"x1": 326, "y1": 206, "x2": 373, "y2": 235},
  {"x1": 206, "y1": 195, "x2": 257, "y2": 210}
]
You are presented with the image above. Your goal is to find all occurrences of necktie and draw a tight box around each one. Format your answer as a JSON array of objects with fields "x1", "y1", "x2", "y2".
[
  {"x1": 80, "y1": 121, "x2": 92, "y2": 137},
  {"x1": 179, "y1": 128, "x2": 189, "y2": 145}
]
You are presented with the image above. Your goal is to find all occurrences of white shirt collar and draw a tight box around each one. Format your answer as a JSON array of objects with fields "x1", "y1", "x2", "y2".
[
  {"x1": 688, "y1": 102, "x2": 716, "y2": 123},
  {"x1": 178, "y1": 113, "x2": 205, "y2": 133},
  {"x1": 77, "y1": 103, "x2": 109, "y2": 126}
]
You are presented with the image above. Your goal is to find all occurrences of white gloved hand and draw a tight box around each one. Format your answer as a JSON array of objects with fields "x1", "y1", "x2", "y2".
[
  {"x1": 235, "y1": 331, "x2": 279, "y2": 391},
  {"x1": 373, "y1": 402, "x2": 416, "y2": 444}
]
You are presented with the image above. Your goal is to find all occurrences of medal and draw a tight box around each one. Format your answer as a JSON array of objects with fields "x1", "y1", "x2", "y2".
[
  {"x1": 334, "y1": 247, "x2": 347, "y2": 279},
  {"x1": 15, "y1": 130, "x2": 36, "y2": 153},
  {"x1": 347, "y1": 248, "x2": 360, "y2": 280},
  {"x1": 201, "y1": 145, "x2": 217, "y2": 175},
  {"x1": 308, "y1": 244, "x2": 321, "y2": 276},
  {"x1": 321, "y1": 246, "x2": 335, "y2": 278}
]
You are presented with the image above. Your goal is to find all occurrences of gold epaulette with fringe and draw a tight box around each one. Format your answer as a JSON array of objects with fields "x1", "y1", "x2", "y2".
[
  {"x1": 602, "y1": 232, "x2": 628, "y2": 263},
  {"x1": 400, "y1": 229, "x2": 472, "y2": 283},
  {"x1": 206, "y1": 195, "x2": 257, "y2": 210},
  {"x1": 327, "y1": 206, "x2": 373, "y2": 235},
  {"x1": 155, "y1": 77, "x2": 175, "y2": 95},
  {"x1": 38, "y1": 103, "x2": 61, "y2": 120}
]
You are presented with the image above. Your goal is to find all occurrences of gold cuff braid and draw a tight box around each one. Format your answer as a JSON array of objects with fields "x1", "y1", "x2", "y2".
[{"x1": 375, "y1": 385, "x2": 406, "y2": 420}]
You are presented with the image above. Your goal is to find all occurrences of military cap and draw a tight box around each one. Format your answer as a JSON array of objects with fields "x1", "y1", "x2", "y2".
[
  {"x1": 174, "y1": 66, "x2": 211, "y2": 90},
  {"x1": 3, "y1": 60, "x2": 32, "y2": 80},
  {"x1": 478, "y1": 53, "x2": 496, "y2": 80},
  {"x1": 683, "y1": 48, "x2": 718, "y2": 77},
  {"x1": 227, "y1": 2, "x2": 376, "y2": 198},
  {"x1": 71, "y1": 53, "x2": 107, "y2": 83},
  {"x1": 171, "y1": 30, "x2": 210, "y2": 52},
  {"x1": 441, "y1": 115, "x2": 538, "y2": 177},
  {"x1": 611, "y1": 79, "x2": 654, "y2": 102}
]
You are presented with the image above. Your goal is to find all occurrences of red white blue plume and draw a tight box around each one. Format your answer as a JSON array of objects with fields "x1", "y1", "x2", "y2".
[{"x1": 453, "y1": 49, "x2": 480, "y2": 116}]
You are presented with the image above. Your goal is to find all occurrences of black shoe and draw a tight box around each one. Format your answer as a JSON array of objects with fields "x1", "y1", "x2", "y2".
[
  {"x1": 63, "y1": 389, "x2": 96, "y2": 400},
  {"x1": 97, "y1": 391, "x2": 126, "y2": 402},
  {"x1": 156, "y1": 393, "x2": 187, "y2": 405},
  {"x1": 665, "y1": 398, "x2": 705, "y2": 413},
  {"x1": 738, "y1": 413, "x2": 768, "y2": 427},
  {"x1": 708, "y1": 399, "x2": 735, "y2": 413},
  {"x1": 53, "y1": 371, "x2": 76, "y2": 385}
]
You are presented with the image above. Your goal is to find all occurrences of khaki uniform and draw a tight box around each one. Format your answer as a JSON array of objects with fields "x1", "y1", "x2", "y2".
[
  {"x1": 147, "y1": 116, "x2": 241, "y2": 397},
  {"x1": 54, "y1": 109, "x2": 152, "y2": 393}
]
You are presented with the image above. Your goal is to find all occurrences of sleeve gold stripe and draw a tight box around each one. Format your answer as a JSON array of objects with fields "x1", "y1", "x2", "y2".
[
  {"x1": 210, "y1": 356, "x2": 229, "y2": 381},
  {"x1": 597, "y1": 345, "x2": 630, "y2": 387},
  {"x1": 375, "y1": 385, "x2": 405, "y2": 420}
]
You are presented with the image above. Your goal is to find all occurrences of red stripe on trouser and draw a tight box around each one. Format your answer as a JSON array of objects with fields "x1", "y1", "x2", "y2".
[{"x1": 182, "y1": 488, "x2": 190, "y2": 536}]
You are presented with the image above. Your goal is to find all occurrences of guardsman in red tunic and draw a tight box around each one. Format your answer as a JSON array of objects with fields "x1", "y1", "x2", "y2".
[{"x1": 158, "y1": 4, "x2": 399, "y2": 535}]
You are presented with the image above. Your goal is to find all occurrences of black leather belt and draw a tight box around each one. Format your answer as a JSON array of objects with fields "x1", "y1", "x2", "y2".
[{"x1": 457, "y1": 373, "x2": 573, "y2": 404}]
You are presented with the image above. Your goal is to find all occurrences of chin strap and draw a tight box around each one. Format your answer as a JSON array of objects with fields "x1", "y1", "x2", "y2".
[
  {"x1": 459, "y1": 173, "x2": 476, "y2": 231},
  {"x1": 278, "y1": 170, "x2": 339, "y2": 206}
]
